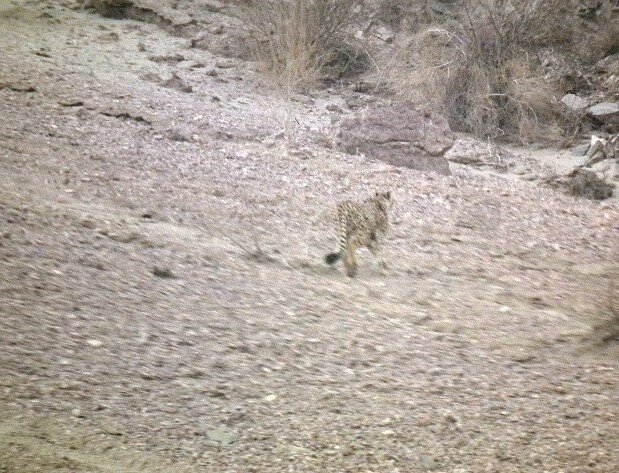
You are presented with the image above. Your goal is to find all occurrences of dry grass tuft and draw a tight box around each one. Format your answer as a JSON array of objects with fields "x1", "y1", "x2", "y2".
[{"x1": 242, "y1": 0, "x2": 366, "y2": 91}]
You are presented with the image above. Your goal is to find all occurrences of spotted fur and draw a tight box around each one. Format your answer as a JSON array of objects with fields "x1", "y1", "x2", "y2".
[{"x1": 325, "y1": 191, "x2": 393, "y2": 277}]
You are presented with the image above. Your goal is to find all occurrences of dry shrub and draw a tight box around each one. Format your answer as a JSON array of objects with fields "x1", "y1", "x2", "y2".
[
  {"x1": 546, "y1": 168, "x2": 614, "y2": 201},
  {"x1": 444, "y1": 0, "x2": 579, "y2": 143},
  {"x1": 383, "y1": 27, "x2": 458, "y2": 105},
  {"x1": 587, "y1": 0, "x2": 619, "y2": 59},
  {"x1": 376, "y1": 0, "x2": 407, "y2": 28},
  {"x1": 375, "y1": 0, "x2": 439, "y2": 31},
  {"x1": 243, "y1": 0, "x2": 366, "y2": 90},
  {"x1": 565, "y1": 169, "x2": 614, "y2": 200},
  {"x1": 386, "y1": 0, "x2": 581, "y2": 143}
]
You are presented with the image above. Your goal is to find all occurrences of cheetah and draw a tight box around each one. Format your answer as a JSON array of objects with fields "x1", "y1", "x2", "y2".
[{"x1": 324, "y1": 191, "x2": 393, "y2": 277}]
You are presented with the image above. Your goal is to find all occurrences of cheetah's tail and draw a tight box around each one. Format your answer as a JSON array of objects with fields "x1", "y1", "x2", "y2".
[{"x1": 325, "y1": 252, "x2": 342, "y2": 265}]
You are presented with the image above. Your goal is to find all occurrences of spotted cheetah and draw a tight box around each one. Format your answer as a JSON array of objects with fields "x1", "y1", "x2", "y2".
[{"x1": 324, "y1": 191, "x2": 393, "y2": 277}]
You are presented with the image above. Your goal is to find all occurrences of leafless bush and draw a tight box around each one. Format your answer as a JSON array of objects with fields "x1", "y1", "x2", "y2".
[
  {"x1": 376, "y1": 0, "x2": 407, "y2": 28},
  {"x1": 375, "y1": 0, "x2": 438, "y2": 31},
  {"x1": 585, "y1": 0, "x2": 619, "y2": 60},
  {"x1": 566, "y1": 169, "x2": 614, "y2": 200},
  {"x1": 385, "y1": 0, "x2": 580, "y2": 143},
  {"x1": 444, "y1": 0, "x2": 579, "y2": 142},
  {"x1": 243, "y1": 0, "x2": 366, "y2": 90},
  {"x1": 383, "y1": 27, "x2": 457, "y2": 105}
]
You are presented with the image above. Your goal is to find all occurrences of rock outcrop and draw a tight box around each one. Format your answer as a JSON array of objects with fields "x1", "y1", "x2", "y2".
[{"x1": 339, "y1": 101, "x2": 454, "y2": 175}]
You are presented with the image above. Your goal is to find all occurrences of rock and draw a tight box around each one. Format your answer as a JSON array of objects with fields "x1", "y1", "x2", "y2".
[
  {"x1": 373, "y1": 26, "x2": 395, "y2": 43},
  {"x1": 91, "y1": 0, "x2": 133, "y2": 6},
  {"x1": 339, "y1": 101, "x2": 453, "y2": 175},
  {"x1": 89, "y1": 0, "x2": 134, "y2": 18},
  {"x1": 429, "y1": 0, "x2": 458, "y2": 16},
  {"x1": 585, "y1": 134, "x2": 617, "y2": 165},
  {"x1": 79, "y1": 218, "x2": 96, "y2": 229},
  {"x1": 148, "y1": 53, "x2": 185, "y2": 64},
  {"x1": 326, "y1": 104, "x2": 343, "y2": 113},
  {"x1": 161, "y1": 73, "x2": 193, "y2": 93},
  {"x1": 587, "y1": 102, "x2": 619, "y2": 125},
  {"x1": 571, "y1": 143, "x2": 590, "y2": 156},
  {"x1": 153, "y1": 267, "x2": 175, "y2": 278},
  {"x1": 561, "y1": 94, "x2": 588, "y2": 112},
  {"x1": 87, "y1": 339, "x2": 103, "y2": 348},
  {"x1": 207, "y1": 429, "x2": 237, "y2": 445},
  {"x1": 168, "y1": 128, "x2": 192, "y2": 142},
  {"x1": 445, "y1": 138, "x2": 514, "y2": 170}
]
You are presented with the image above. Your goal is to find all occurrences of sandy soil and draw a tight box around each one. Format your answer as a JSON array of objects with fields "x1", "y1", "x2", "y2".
[{"x1": 1, "y1": 2, "x2": 618, "y2": 472}]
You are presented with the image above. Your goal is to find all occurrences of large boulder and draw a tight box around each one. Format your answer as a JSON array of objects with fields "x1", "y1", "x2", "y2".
[
  {"x1": 445, "y1": 137, "x2": 515, "y2": 172},
  {"x1": 561, "y1": 94, "x2": 588, "y2": 112},
  {"x1": 339, "y1": 101, "x2": 454, "y2": 175},
  {"x1": 587, "y1": 102, "x2": 619, "y2": 125}
]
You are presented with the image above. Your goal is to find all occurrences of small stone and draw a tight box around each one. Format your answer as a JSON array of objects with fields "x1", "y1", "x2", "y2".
[
  {"x1": 207, "y1": 429, "x2": 237, "y2": 445},
  {"x1": 152, "y1": 267, "x2": 175, "y2": 278},
  {"x1": 87, "y1": 339, "x2": 103, "y2": 348},
  {"x1": 161, "y1": 73, "x2": 193, "y2": 93},
  {"x1": 102, "y1": 424, "x2": 123, "y2": 435},
  {"x1": 215, "y1": 61, "x2": 235, "y2": 69},
  {"x1": 79, "y1": 218, "x2": 96, "y2": 229},
  {"x1": 263, "y1": 394, "x2": 277, "y2": 402},
  {"x1": 326, "y1": 104, "x2": 343, "y2": 113},
  {"x1": 168, "y1": 128, "x2": 192, "y2": 142},
  {"x1": 499, "y1": 306, "x2": 511, "y2": 313}
]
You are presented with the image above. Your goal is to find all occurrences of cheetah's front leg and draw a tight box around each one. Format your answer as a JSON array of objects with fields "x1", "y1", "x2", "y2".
[{"x1": 368, "y1": 242, "x2": 389, "y2": 270}]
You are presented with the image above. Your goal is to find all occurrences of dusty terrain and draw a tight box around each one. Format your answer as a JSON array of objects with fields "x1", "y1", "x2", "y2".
[{"x1": 1, "y1": 2, "x2": 618, "y2": 472}]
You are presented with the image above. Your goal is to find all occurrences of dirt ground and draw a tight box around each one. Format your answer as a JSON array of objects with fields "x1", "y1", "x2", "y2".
[{"x1": 1, "y1": 2, "x2": 618, "y2": 472}]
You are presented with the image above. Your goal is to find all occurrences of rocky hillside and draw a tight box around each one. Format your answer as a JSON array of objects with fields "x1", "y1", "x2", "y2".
[{"x1": 0, "y1": 1, "x2": 617, "y2": 472}]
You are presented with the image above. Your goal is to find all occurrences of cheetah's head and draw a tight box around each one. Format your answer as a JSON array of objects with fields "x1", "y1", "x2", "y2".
[{"x1": 374, "y1": 191, "x2": 393, "y2": 210}]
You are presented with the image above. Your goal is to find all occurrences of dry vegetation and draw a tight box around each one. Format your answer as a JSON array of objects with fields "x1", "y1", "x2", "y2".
[
  {"x1": 386, "y1": 0, "x2": 618, "y2": 144},
  {"x1": 382, "y1": 0, "x2": 577, "y2": 143},
  {"x1": 244, "y1": 0, "x2": 617, "y2": 143},
  {"x1": 1, "y1": 2, "x2": 618, "y2": 472},
  {"x1": 242, "y1": 0, "x2": 367, "y2": 90}
]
